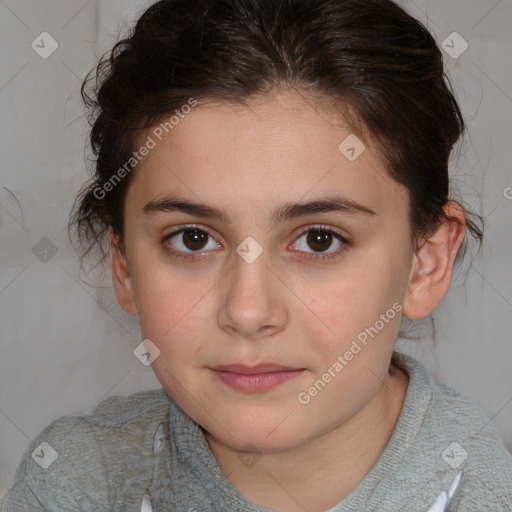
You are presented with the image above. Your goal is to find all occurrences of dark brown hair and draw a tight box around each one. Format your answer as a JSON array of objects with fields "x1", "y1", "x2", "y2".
[{"x1": 70, "y1": 0, "x2": 482, "y2": 265}]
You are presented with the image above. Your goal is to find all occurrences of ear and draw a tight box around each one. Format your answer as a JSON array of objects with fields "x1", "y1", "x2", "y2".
[
  {"x1": 109, "y1": 227, "x2": 137, "y2": 315},
  {"x1": 402, "y1": 201, "x2": 466, "y2": 319}
]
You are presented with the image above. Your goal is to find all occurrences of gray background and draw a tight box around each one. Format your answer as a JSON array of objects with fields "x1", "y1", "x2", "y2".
[{"x1": 1, "y1": 0, "x2": 511, "y2": 497}]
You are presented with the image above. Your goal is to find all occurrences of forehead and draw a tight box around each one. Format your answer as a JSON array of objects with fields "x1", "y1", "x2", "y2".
[{"x1": 125, "y1": 90, "x2": 408, "y2": 223}]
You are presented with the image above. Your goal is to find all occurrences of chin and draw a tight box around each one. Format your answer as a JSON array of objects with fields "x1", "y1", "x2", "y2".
[{"x1": 202, "y1": 413, "x2": 311, "y2": 453}]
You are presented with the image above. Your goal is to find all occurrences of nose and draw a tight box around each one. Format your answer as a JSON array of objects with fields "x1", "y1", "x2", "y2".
[{"x1": 217, "y1": 245, "x2": 288, "y2": 340}]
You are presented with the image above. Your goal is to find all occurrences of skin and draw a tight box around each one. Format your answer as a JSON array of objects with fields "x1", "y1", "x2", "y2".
[{"x1": 110, "y1": 89, "x2": 466, "y2": 511}]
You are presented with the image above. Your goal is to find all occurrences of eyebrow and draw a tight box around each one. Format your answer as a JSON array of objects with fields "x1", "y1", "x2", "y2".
[{"x1": 142, "y1": 194, "x2": 376, "y2": 224}]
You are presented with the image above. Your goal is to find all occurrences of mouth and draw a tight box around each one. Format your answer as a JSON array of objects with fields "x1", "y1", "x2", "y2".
[{"x1": 209, "y1": 363, "x2": 306, "y2": 392}]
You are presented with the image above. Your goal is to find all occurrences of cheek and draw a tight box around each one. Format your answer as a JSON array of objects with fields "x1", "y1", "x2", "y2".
[
  {"x1": 137, "y1": 284, "x2": 208, "y2": 345},
  {"x1": 298, "y1": 255, "x2": 407, "y2": 382},
  {"x1": 304, "y1": 265, "x2": 397, "y2": 339},
  {"x1": 128, "y1": 250, "x2": 212, "y2": 349},
  {"x1": 135, "y1": 279, "x2": 208, "y2": 391}
]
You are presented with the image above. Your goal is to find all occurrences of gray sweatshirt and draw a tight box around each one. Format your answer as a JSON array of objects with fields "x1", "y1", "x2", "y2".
[{"x1": 2, "y1": 352, "x2": 511, "y2": 511}]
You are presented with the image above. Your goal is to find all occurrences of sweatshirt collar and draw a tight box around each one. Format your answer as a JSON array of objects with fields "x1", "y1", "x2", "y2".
[{"x1": 160, "y1": 352, "x2": 433, "y2": 511}]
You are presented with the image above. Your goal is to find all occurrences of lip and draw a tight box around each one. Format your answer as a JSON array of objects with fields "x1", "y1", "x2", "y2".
[
  {"x1": 211, "y1": 363, "x2": 301, "y2": 374},
  {"x1": 210, "y1": 363, "x2": 306, "y2": 392}
]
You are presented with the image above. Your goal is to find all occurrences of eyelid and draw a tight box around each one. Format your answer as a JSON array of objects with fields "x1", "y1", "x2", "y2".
[
  {"x1": 163, "y1": 223, "x2": 216, "y2": 237},
  {"x1": 163, "y1": 223, "x2": 349, "y2": 242},
  {"x1": 163, "y1": 223, "x2": 222, "y2": 249},
  {"x1": 294, "y1": 224, "x2": 349, "y2": 243},
  {"x1": 162, "y1": 223, "x2": 350, "y2": 261},
  {"x1": 161, "y1": 224, "x2": 221, "y2": 262}
]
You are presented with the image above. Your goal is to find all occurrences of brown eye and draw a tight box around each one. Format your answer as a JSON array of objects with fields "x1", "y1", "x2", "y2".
[
  {"x1": 164, "y1": 227, "x2": 220, "y2": 254},
  {"x1": 290, "y1": 226, "x2": 350, "y2": 263},
  {"x1": 306, "y1": 229, "x2": 334, "y2": 252},
  {"x1": 162, "y1": 224, "x2": 348, "y2": 263},
  {"x1": 294, "y1": 227, "x2": 346, "y2": 254},
  {"x1": 182, "y1": 229, "x2": 209, "y2": 250}
]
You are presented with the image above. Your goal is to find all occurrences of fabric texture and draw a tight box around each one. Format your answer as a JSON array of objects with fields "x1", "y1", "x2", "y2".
[{"x1": 2, "y1": 352, "x2": 511, "y2": 511}]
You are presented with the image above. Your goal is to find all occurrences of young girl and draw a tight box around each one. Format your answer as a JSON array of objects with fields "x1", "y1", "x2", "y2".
[{"x1": 2, "y1": 0, "x2": 511, "y2": 510}]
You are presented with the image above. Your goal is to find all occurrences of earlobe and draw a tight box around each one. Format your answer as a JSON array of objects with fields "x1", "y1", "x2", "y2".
[
  {"x1": 402, "y1": 202, "x2": 466, "y2": 319},
  {"x1": 109, "y1": 228, "x2": 138, "y2": 315}
]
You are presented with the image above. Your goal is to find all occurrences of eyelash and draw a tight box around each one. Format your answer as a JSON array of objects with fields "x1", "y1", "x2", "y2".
[{"x1": 161, "y1": 224, "x2": 350, "y2": 263}]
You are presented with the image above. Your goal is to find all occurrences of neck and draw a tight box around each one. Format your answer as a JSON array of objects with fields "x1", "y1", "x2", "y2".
[{"x1": 205, "y1": 366, "x2": 409, "y2": 512}]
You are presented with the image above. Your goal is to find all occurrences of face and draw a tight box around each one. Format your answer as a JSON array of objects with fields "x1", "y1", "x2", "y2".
[{"x1": 116, "y1": 90, "x2": 415, "y2": 453}]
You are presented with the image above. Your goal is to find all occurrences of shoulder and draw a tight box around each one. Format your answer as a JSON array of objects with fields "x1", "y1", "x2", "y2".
[
  {"x1": 397, "y1": 353, "x2": 512, "y2": 510},
  {"x1": 40, "y1": 387, "x2": 172, "y2": 463},
  {"x1": 82, "y1": 386, "x2": 171, "y2": 427},
  {"x1": 428, "y1": 370, "x2": 511, "y2": 467},
  {"x1": 1, "y1": 388, "x2": 171, "y2": 511},
  {"x1": 429, "y1": 379, "x2": 512, "y2": 509}
]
